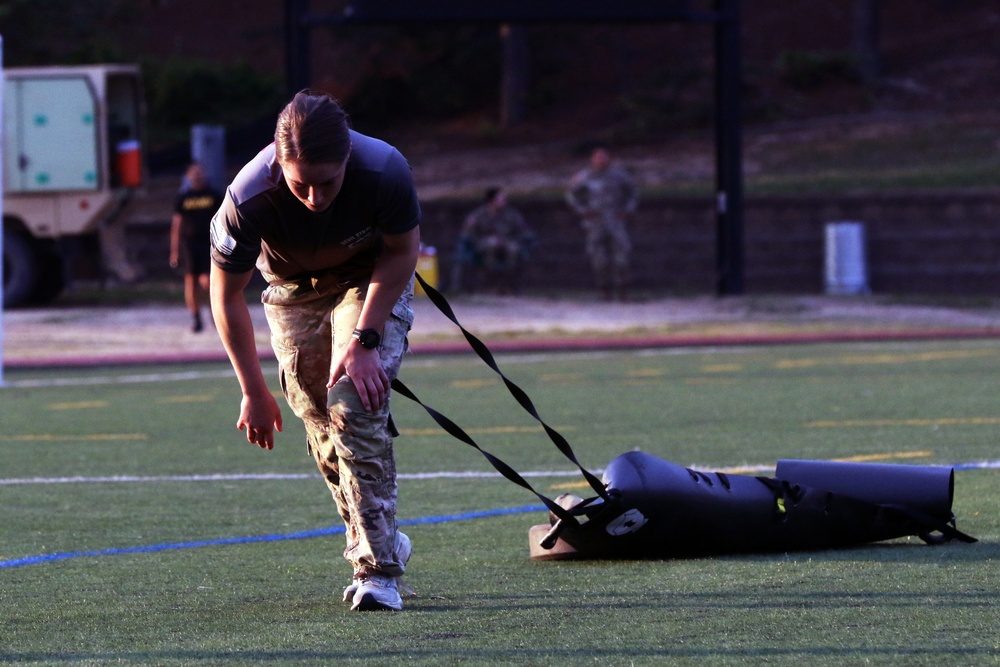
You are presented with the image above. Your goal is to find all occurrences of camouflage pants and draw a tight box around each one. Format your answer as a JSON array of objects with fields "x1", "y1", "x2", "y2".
[
  {"x1": 476, "y1": 236, "x2": 523, "y2": 272},
  {"x1": 262, "y1": 278, "x2": 414, "y2": 578},
  {"x1": 582, "y1": 213, "x2": 631, "y2": 289}
]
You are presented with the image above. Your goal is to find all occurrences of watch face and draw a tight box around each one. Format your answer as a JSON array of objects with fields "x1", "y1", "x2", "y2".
[{"x1": 356, "y1": 329, "x2": 380, "y2": 349}]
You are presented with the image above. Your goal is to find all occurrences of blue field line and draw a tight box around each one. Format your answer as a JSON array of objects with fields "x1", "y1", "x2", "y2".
[
  {"x1": 952, "y1": 460, "x2": 1000, "y2": 470},
  {"x1": 0, "y1": 505, "x2": 547, "y2": 570}
]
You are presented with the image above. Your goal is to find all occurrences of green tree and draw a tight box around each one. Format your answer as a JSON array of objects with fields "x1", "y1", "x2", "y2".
[{"x1": 0, "y1": 0, "x2": 137, "y2": 66}]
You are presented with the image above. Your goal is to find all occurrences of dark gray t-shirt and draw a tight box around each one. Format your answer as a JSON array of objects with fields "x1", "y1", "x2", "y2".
[{"x1": 211, "y1": 130, "x2": 420, "y2": 284}]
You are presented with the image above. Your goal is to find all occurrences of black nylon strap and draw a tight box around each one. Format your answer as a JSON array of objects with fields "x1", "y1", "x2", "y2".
[
  {"x1": 391, "y1": 377, "x2": 579, "y2": 525},
  {"x1": 409, "y1": 271, "x2": 610, "y2": 501},
  {"x1": 883, "y1": 504, "x2": 978, "y2": 545}
]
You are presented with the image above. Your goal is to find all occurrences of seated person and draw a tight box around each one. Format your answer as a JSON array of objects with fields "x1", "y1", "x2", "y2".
[{"x1": 453, "y1": 187, "x2": 535, "y2": 294}]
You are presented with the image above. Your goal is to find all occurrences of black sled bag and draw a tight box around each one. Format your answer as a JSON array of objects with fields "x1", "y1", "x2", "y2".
[{"x1": 530, "y1": 451, "x2": 976, "y2": 560}]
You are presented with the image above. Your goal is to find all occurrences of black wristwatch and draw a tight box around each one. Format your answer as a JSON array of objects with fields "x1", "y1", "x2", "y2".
[{"x1": 352, "y1": 328, "x2": 381, "y2": 350}]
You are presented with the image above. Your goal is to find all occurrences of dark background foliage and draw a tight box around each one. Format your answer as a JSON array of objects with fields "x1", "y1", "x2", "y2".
[{"x1": 2, "y1": 1, "x2": 999, "y2": 166}]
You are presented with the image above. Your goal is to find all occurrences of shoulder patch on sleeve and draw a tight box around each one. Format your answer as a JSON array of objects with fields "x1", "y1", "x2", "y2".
[{"x1": 211, "y1": 215, "x2": 238, "y2": 256}]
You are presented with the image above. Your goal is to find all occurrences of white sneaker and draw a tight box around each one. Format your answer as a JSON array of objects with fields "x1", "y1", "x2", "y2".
[
  {"x1": 342, "y1": 531, "x2": 412, "y2": 603},
  {"x1": 351, "y1": 574, "x2": 403, "y2": 611}
]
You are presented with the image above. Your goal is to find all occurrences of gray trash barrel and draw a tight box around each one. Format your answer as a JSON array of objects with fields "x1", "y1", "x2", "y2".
[
  {"x1": 824, "y1": 221, "x2": 869, "y2": 295},
  {"x1": 190, "y1": 124, "x2": 226, "y2": 191}
]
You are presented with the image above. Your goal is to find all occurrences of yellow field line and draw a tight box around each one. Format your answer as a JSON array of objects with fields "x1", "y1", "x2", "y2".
[
  {"x1": 626, "y1": 369, "x2": 667, "y2": 378},
  {"x1": 830, "y1": 451, "x2": 934, "y2": 462},
  {"x1": 47, "y1": 401, "x2": 108, "y2": 410},
  {"x1": 776, "y1": 349, "x2": 997, "y2": 369},
  {"x1": 539, "y1": 374, "x2": 585, "y2": 383},
  {"x1": 0, "y1": 434, "x2": 149, "y2": 442},
  {"x1": 450, "y1": 379, "x2": 498, "y2": 389},
  {"x1": 158, "y1": 394, "x2": 218, "y2": 404},
  {"x1": 807, "y1": 417, "x2": 1000, "y2": 428}
]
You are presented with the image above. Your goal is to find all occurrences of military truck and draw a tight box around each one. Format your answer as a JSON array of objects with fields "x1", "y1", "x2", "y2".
[{"x1": 2, "y1": 64, "x2": 145, "y2": 307}]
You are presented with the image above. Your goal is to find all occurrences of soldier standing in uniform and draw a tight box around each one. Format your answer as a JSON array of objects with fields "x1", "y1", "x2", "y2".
[
  {"x1": 456, "y1": 186, "x2": 535, "y2": 294},
  {"x1": 209, "y1": 90, "x2": 421, "y2": 612},
  {"x1": 565, "y1": 145, "x2": 639, "y2": 301}
]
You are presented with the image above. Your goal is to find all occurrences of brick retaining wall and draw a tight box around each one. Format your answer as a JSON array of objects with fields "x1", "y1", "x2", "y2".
[{"x1": 127, "y1": 191, "x2": 1000, "y2": 296}]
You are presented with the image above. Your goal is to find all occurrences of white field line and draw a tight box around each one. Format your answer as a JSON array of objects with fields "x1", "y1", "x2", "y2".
[
  {"x1": 0, "y1": 469, "x2": 600, "y2": 486},
  {"x1": 4, "y1": 460, "x2": 998, "y2": 487}
]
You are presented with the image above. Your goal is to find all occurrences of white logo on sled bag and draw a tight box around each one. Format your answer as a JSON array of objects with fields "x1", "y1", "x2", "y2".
[{"x1": 606, "y1": 509, "x2": 647, "y2": 536}]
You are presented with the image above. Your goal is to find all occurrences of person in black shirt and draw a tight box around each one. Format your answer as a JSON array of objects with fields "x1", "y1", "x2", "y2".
[{"x1": 170, "y1": 162, "x2": 223, "y2": 332}]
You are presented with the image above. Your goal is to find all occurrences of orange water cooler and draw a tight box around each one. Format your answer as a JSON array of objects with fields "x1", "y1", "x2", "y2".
[{"x1": 116, "y1": 140, "x2": 142, "y2": 187}]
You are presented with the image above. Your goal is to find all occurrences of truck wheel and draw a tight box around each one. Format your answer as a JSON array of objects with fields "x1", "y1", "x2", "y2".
[{"x1": 3, "y1": 228, "x2": 41, "y2": 309}]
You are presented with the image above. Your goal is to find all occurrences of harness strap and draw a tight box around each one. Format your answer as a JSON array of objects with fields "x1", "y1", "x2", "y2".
[
  {"x1": 408, "y1": 271, "x2": 611, "y2": 502},
  {"x1": 390, "y1": 378, "x2": 579, "y2": 526},
  {"x1": 756, "y1": 477, "x2": 978, "y2": 544},
  {"x1": 882, "y1": 504, "x2": 978, "y2": 545}
]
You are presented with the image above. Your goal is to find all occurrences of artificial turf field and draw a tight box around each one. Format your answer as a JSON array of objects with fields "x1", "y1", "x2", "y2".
[{"x1": 1, "y1": 339, "x2": 998, "y2": 665}]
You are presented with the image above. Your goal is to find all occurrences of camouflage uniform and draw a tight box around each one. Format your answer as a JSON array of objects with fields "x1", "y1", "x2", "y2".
[
  {"x1": 212, "y1": 132, "x2": 421, "y2": 589},
  {"x1": 261, "y1": 276, "x2": 415, "y2": 578},
  {"x1": 565, "y1": 164, "x2": 639, "y2": 293},
  {"x1": 460, "y1": 204, "x2": 533, "y2": 273},
  {"x1": 456, "y1": 203, "x2": 535, "y2": 293}
]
